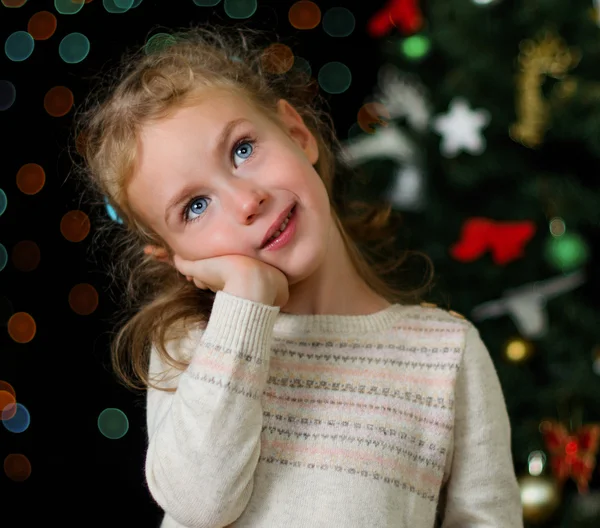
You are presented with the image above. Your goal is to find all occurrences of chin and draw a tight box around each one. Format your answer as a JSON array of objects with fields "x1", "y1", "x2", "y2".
[{"x1": 282, "y1": 245, "x2": 327, "y2": 286}]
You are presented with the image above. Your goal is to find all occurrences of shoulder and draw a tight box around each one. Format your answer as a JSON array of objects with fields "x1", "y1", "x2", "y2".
[
  {"x1": 393, "y1": 301, "x2": 473, "y2": 333},
  {"x1": 387, "y1": 302, "x2": 481, "y2": 365}
]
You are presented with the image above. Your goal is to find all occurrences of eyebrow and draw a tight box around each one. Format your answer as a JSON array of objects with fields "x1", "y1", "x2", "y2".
[{"x1": 164, "y1": 117, "x2": 250, "y2": 224}]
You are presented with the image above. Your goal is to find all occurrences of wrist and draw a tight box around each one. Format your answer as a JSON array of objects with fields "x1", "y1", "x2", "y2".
[{"x1": 223, "y1": 279, "x2": 275, "y2": 306}]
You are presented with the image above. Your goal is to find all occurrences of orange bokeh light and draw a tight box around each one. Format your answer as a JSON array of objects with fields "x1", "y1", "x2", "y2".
[
  {"x1": 69, "y1": 283, "x2": 99, "y2": 315},
  {"x1": 44, "y1": 86, "x2": 74, "y2": 117},
  {"x1": 28, "y1": 11, "x2": 57, "y2": 40},
  {"x1": 60, "y1": 210, "x2": 90, "y2": 242},
  {"x1": 0, "y1": 391, "x2": 17, "y2": 420},
  {"x1": 12, "y1": 241, "x2": 41, "y2": 272},
  {"x1": 16, "y1": 163, "x2": 45, "y2": 195},
  {"x1": 261, "y1": 43, "x2": 294, "y2": 75},
  {"x1": 7, "y1": 312, "x2": 36, "y2": 344},
  {"x1": 4, "y1": 454, "x2": 32, "y2": 482},
  {"x1": 289, "y1": 1, "x2": 321, "y2": 30}
]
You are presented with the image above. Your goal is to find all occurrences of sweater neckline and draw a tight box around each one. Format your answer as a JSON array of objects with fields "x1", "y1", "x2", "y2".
[{"x1": 273, "y1": 303, "x2": 406, "y2": 335}]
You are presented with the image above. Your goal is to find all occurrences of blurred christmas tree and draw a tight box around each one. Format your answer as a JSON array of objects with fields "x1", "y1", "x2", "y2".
[{"x1": 340, "y1": 1, "x2": 600, "y2": 526}]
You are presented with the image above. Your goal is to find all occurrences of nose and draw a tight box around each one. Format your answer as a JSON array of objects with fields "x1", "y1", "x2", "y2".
[{"x1": 223, "y1": 181, "x2": 269, "y2": 224}]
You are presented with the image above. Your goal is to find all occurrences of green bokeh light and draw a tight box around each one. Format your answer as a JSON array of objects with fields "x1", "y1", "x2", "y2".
[
  {"x1": 401, "y1": 35, "x2": 431, "y2": 61},
  {"x1": 103, "y1": 0, "x2": 133, "y2": 13},
  {"x1": 544, "y1": 232, "x2": 589, "y2": 272},
  {"x1": 0, "y1": 244, "x2": 6, "y2": 272},
  {"x1": 54, "y1": 0, "x2": 84, "y2": 15},
  {"x1": 292, "y1": 56, "x2": 311, "y2": 77},
  {"x1": 5, "y1": 31, "x2": 34, "y2": 62},
  {"x1": 224, "y1": 0, "x2": 257, "y2": 19},
  {"x1": 322, "y1": 7, "x2": 355, "y2": 38},
  {"x1": 145, "y1": 33, "x2": 177, "y2": 55},
  {"x1": 318, "y1": 61, "x2": 352, "y2": 94},
  {"x1": 59, "y1": 33, "x2": 90, "y2": 64},
  {"x1": 98, "y1": 408, "x2": 129, "y2": 440}
]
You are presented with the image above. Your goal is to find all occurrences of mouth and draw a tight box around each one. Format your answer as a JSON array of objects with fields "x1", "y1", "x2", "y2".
[{"x1": 259, "y1": 203, "x2": 297, "y2": 250}]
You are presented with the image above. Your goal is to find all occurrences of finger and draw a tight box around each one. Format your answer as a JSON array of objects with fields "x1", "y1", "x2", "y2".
[{"x1": 172, "y1": 254, "x2": 195, "y2": 276}]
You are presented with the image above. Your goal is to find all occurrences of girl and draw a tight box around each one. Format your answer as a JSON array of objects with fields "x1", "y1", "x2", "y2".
[{"x1": 75, "y1": 25, "x2": 523, "y2": 528}]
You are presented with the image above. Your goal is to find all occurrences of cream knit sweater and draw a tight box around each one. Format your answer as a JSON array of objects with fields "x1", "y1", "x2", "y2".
[{"x1": 145, "y1": 291, "x2": 523, "y2": 527}]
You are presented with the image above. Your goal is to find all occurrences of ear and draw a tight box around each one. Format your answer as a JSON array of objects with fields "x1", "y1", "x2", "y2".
[{"x1": 276, "y1": 99, "x2": 319, "y2": 165}]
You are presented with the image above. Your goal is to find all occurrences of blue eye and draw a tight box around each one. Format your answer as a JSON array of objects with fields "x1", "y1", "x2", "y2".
[
  {"x1": 184, "y1": 196, "x2": 209, "y2": 223},
  {"x1": 233, "y1": 141, "x2": 254, "y2": 166}
]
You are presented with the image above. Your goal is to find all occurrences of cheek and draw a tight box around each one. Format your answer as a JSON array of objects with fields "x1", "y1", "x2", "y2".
[{"x1": 178, "y1": 226, "x2": 238, "y2": 260}]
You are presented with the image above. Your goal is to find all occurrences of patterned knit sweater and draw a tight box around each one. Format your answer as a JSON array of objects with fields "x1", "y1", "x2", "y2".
[{"x1": 145, "y1": 291, "x2": 523, "y2": 528}]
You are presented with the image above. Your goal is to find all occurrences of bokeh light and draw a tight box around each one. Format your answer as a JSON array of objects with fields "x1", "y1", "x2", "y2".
[
  {"x1": 549, "y1": 217, "x2": 566, "y2": 237},
  {"x1": 103, "y1": 0, "x2": 134, "y2": 14},
  {"x1": 11, "y1": 241, "x2": 41, "y2": 272},
  {"x1": 28, "y1": 11, "x2": 58, "y2": 40},
  {"x1": 0, "y1": 80, "x2": 17, "y2": 111},
  {"x1": 292, "y1": 56, "x2": 311, "y2": 77},
  {"x1": 54, "y1": 0, "x2": 85, "y2": 15},
  {"x1": 98, "y1": 408, "x2": 129, "y2": 439},
  {"x1": 289, "y1": 1, "x2": 321, "y2": 30},
  {"x1": 0, "y1": 189, "x2": 6, "y2": 216},
  {"x1": 8, "y1": 312, "x2": 36, "y2": 344},
  {"x1": 0, "y1": 244, "x2": 7, "y2": 272},
  {"x1": 44, "y1": 86, "x2": 74, "y2": 117},
  {"x1": 5, "y1": 31, "x2": 35, "y2": 62},
  {"x1": 224, "y1": 0, "x2": 257, "y2": 19},
  {"x1": 318, "y1": 61, "x2": 351, "y2": 94},
  {"x1": 357, "y1": 102, "x2": 390, "y2": 134},
  {"x1": 504, "y1": 337, "x2": 534, "y2": 363},
  {"x1": 261, "y1": 43, "x2": 294, "y2": 74},
  {"x1": 60, "y1": 210, "x2": 91, "y2": 242},
  {"x1": 59, "y1": 32, "x2": 91, "y2": 64},
  {"x1": 401, "y1": 34, "x2": 431, "y2": 60},
  {"x1": 16, "y1": 163, "x2": 45, "y2": 195},
  {"x1": 544, "y1": 231, "x2": 589, "y2": 272},
  {"x1": 4, "y1": 454, "x2": 32, "y2": 482},
  {"x1": 145, "y1": 33, "x2": 176, "y2": 55},
  {"x1": 2, "y1": 403, "x2": 31, "y2": 433},
  {"x1": 0, "y1": 380, "x2": 16, "y2": 399},
  {"x1": 2, "y1": 0, "x2": 28, "y2": 7},
  {"x1": 528, "y1": 451, "x2": 546, "y2": 476},
  {"x1": 0, "y1": 391, "x2": 16, "y2": 420},
  {"x1": 104, "y1": 196, "x2": 124, "y2": 224},
  {"x1": 69, "y1": 283, "x2": 99, "y2": 315},
  {"x1": 322, "y1": 7, "x2": 355, "y2": 37}
]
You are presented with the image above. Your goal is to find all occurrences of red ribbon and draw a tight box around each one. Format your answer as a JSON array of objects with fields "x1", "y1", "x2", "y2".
[
  {"x1": 541, "y1": 421, "x2": 600, "y2": 493},
  {"x1": 367, "y1": 0, "x2": 423, "y2": 38},
  {"x1": 450, "y1": 217, "x2": 536, "y2": 266}
]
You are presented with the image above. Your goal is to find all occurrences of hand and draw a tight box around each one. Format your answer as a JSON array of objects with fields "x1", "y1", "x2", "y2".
[{"x1": 144, "y1": 246, "x2": 290, "y2": 307}]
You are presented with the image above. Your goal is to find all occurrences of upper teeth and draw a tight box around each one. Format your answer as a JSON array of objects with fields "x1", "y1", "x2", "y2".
[{"x1": 266, "y1": 208, "x2": 294, "y2": 243}]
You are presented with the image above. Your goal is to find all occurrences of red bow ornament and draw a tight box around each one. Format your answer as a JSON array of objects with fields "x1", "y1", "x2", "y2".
[
  {"x1": 367, "y1": 0, "x2": 423, "y2": 38},
  {"x1": 541, "y1": 420, "x2": 600, "y2": 493},
  {"x1": 450, "y1": 217, "x2": 536, "y2": 266}
]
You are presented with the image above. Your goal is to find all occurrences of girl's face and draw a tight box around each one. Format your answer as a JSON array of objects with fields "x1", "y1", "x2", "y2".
[{"x1": 127, "y1": 91, "x2": 333, "y2": 284}]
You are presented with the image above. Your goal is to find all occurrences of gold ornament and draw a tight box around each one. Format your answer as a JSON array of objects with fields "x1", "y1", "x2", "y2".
[
  {"x1": 518, "y1": 473, "x2": 562, "y2": 524},
  {"x1": 510, "y1": 30, "x2": 580, "y2": 148},
  {"x1": 504, "y1": 337, "x2": 534, "y2": 363}
]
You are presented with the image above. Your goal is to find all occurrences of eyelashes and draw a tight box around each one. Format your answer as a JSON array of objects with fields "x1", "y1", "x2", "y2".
[{"x1": 180, "y1": 134, "x2": 258, "y2": 224}]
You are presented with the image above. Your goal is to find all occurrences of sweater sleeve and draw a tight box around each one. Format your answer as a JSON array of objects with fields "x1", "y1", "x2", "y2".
[
  {"x1": 144, "y1": 290, "x2": 280, "y2": 528},
  {"x1": 440, "y1": 323, "x2": 523, "y2": 528}
]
